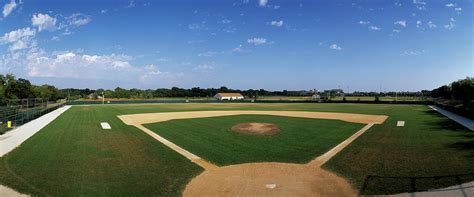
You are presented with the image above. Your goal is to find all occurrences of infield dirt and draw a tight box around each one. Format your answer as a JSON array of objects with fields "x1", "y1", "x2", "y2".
[{"x1": 118, "y1": 111, "x2": 387, "y2": 196}]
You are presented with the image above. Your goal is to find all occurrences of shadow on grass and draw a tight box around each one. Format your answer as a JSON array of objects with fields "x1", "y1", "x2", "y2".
[
  {"x1": 360, "y1": 173, "x2": 474, "y2": 195},
  {"x1": 423, "y1": 110, "x2": 467, "y2": 131},
  {"x1": 423, "y1": 110, "x2": 474, "y2": 159},
  {"x1": 358, "y1": 109, "x2": 474, "y2": 195}
]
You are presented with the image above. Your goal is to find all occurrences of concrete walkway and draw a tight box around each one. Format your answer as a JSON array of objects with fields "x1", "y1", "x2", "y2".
[
  {"x1": 0, "y1": 105, "x2": 71, "y2": 157},
  {"x1": 429, "y1": 105, "x2": 474, "y2": 131},
  {"x1": 389, "y1": 181, "x2": 474, "y2": 197},
  {"x1": 0, "y1": 105, "x2": 71, "y2": 196}
]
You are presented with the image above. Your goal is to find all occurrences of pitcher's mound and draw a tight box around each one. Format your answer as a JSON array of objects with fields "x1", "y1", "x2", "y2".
[
  {"x1": 231, "y1": 123, "x2": 280, "y2": 135},
  {"x1": 183, "y1": 162, "x2": 356, "y2": 196}
]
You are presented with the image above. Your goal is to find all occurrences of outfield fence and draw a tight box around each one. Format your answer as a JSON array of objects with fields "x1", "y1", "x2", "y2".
[
  {"x1": 66, "y1": 99, "x2": 434, "y2": 105},
  {"x1": 0, "y1": 99, "x2": 65, "y2": 134}
]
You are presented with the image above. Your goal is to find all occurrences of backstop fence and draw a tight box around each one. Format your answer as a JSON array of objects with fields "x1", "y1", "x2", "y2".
[{"x1": 0, "y1": 99, "x2": 65, "y2": 134}]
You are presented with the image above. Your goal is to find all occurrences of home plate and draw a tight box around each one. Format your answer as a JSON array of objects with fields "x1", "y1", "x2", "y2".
[
  {"x1": 100, "y1": 122, "x2": 112, "y2": 129},
  {"x1": 265, "y1": 183, "x2": 277, "y2": 189},
  {"x1": 397, "y1": 121, "x2": 405, "y2": 127}
]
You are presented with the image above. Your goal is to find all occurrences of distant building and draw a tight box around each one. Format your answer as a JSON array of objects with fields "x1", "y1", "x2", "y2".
[{"x1": 214, "y1": 93, "x2": 244, "y2": 100}]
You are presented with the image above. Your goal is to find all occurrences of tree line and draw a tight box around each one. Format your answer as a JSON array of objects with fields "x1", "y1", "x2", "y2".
[
  {"x1": 1, "y1": 74, "x2": 472, "y2": 105},
  {"x1": 0, "y1": 74, "x2": 61, "y2": 105},
  {"x1": 431, "y1": 77, "x2": 474, "y2": 105}
]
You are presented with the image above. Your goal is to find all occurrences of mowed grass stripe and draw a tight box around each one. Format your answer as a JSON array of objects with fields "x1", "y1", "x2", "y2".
[
  {"x1": 145, "y1": 115, "x2": 364, "y2": 166},
  {"x1": 0, "y1": 106, "x2": 203, "y2": 196},
  {"x1": 323, "y1": 105, "x2": 474, "y2": 194},
  {"x1": 0, "y1": 103, "x2": 472, "y2": 195}
]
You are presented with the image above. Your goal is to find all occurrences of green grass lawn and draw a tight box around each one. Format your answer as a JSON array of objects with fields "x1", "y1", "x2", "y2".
[
  {"x1": 144, "y1": 115, "x2": 363, "y2": 166},
  {"x1": 323, "y1": 105, "x2": 474, "y2": 194},
  {"x1": 0, "y1": 106, "x2": 203, "y2": 196},
  {"x1": 0, "y1": 103, "x2": 472, "y2": 195}
]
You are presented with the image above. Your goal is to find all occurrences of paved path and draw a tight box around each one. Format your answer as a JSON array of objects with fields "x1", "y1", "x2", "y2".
[
  {"x1": 0, "y1": 105, "x2": 71, "y2": 157},
  {"x1": 0, "y1": 105, "x2": 71, "y2": 197},
  {"x1": 389, "y1": 181, "x2": 474, "y2": 197},
  {"x1": 429, "y1": 105, "x2": 474, "y2": 131}
]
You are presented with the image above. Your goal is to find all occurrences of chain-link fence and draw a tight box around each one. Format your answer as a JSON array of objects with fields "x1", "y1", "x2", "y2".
[{"x1": 0, "y1": 99, "x2": 65, "y2": 134}]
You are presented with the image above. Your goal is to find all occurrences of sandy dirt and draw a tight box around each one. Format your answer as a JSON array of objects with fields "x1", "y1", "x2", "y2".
[
  {"x1": 118, "y1": 110, "x2": 387, "y2": 126},
  {"x1": 183, "y1": 162, "x2": 356, "y2": 197},
  {"x1": 231, "y1": 123, "x2": 280, "y2": 135},
  {"x1": 117, "y1": 110, "x2": 387, "y2": 196}
]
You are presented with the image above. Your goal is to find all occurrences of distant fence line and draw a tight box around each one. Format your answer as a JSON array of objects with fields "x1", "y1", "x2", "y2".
[
  {"x1": 66, "y1": 99, "x2": 434, "y2": 105},
  {"x1": 0, "y1": 99, "x2": 65, "y2": 134}
]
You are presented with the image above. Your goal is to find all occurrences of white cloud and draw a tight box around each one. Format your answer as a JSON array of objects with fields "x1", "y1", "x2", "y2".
[
  {"x1": 2, "y1": 0, "x2": 19, "y2": 17},
  {"x1": 125, "y1": 0, "x2": 135, "y2": 8},
  {"x1": 454, "y1": 7, "x2": 462, "y2": 12},
  {"x1": 269, "y1": 20, "x2": 283, "y2": 27},
  {"x1": 221, "y1": 19, "x2": 231, "y2": 24},
  {"x1": 427, "y1": 21, "x2": 437, "y2": 28},
  {"x1": 359, "y1": 21, "x2": 370, "y2": 25},
  {"x1": 143, "y1": 64, "x2": 161, "y2": 75},
  {"x1": 369, "y1": 26, "x2": 381, "y2": 31},
  {"x1": 24, "y1": 50, "x2": 163, "y2": 82},
  {"x1": 413, "y1": 0, "x2": 426, "y2": 5},
  {"x1": 0, "y1": 27, "x2": 35, "y2": 43},
  {"x1": 329, "y1": 44, "x2": 342, "y2": 50},
  {"x1": 393, "y1": 29, "x2": 401, "y2": 33},
  {"x1": 444, "y1": 18, "x2": 455, "y2": 30},
  {"x1": 0, "y1": 27, "x2": 37, "y2": 51},
  {"x1": 394, "y1": 2, "x2": 402, "y2": 7},
  {"x1": 188, "y1": 21, "x2": 207, "y2": 31},
  {"x1": 100, "y1": 9, "x2": 108, "y2": 14},
  {"x1": 394, "y1": 20, "x2": 407, "y2": 28},
  {"x1": 231, "y1": 44, "x2": 251, "y2": 53},
  {"x1": 401, "y1": 50, "x2": 425, "y2": 56},
  {"x1": 31, "y1": 13, "x2": 57, "y2": 32},
  {"x1": 247, "y1": 37, "x2": 267, "y2": 45},
  {"x1": 198, "y1": 51, "x2": 221, "y2": 57},
  {"x1": 416, "y1": 20, "x2": 422, "y2": 28},
  {"x1": 259, "y1": 0, "x2": 268, "y2": 6},
  {"x1": 445, "y1": 3, "x2": 455, "y2": 7},
  {"x1": 66, "y1": 13, "x2": 91, "y2": 27},
  {"x1": 193, "y1": 63, "x2": 214, "y2": 71}
]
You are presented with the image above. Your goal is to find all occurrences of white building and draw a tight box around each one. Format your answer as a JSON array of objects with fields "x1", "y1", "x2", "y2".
[{"x1": 214, "y1": 93, "x2": 244, "y2": 100}]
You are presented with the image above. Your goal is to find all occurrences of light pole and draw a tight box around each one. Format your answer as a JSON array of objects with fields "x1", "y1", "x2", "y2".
[{"x1": 102, "y1": 92, "x2": 105, "y2": 105}]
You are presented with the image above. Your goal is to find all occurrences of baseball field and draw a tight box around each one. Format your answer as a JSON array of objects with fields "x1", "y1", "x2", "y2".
[{"x1": 0, "y1": 103, "x2": 473, "y2": 196}]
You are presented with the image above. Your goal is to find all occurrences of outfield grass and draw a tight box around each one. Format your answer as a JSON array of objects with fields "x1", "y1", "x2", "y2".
[
  {"x1": 0, "y1": 103, "x2": 472, "y2": 195},
  {"x1": 323, "y1": 105, "x2": 474, "y2": 194},
  {"x1": 144, "y1": 115, "x2": 363, "y2": 166},
  {"x1": 0, "y1": 106, "x2": 203, "y2": 196}
]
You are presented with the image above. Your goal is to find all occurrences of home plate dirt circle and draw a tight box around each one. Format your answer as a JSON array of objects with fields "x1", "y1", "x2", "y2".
[{"x1": 183, "y1": 162, "x2": 356, "y2": 197}]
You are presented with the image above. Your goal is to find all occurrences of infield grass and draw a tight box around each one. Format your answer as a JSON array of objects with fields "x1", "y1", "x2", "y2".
[{"x1": 144, "y1": 115, "x2": 364, "y2": 166}]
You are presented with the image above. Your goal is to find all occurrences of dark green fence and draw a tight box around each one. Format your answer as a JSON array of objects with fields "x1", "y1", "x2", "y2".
[{"x1": 0, "y1": 99, "x2": 65, "y2": 134}]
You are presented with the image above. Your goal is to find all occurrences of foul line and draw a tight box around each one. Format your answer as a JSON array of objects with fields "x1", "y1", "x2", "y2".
[
  {"x1": 134, "y1": 125, "x2": 218, "y2": 170},
  {"x1": 308, "y1": 123, "x2": 375, "y2": 167},
  {"x1": 121, "y1": 111, "x2": 386, "y2": 171}
]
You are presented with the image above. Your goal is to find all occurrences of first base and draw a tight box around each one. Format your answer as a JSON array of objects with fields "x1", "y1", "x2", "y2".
[
  {"x1": 101, "y1": 122, "x2": 112, "y2": 129},
  {"x1": 397, "y1": 121, "x2": 405, "y2": 127}
]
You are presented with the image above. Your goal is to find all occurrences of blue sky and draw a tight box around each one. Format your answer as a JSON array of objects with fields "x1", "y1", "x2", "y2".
[{"x1": 0, "y1": 0, "x2": 472, "y2": 91}]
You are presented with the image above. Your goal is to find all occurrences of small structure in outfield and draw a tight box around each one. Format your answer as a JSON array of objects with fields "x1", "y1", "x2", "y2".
[
  {"x1": 100, "y1": 122, "x2": 112, "y2": 129},
  {"x1": 214, "y1": 93, "x2": 244, "y2": 100},
  {"x1": 397, "y1": 121, "x2": 405, "y2": 127}
]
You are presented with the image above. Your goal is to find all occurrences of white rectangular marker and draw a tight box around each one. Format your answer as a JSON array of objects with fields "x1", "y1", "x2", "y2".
[
  {"x1": 100, "y1": 122, "x2": 111, "y2": 129},
  {"x1": 397, "y1": 121, "x2": 405, "y2": 127}
]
